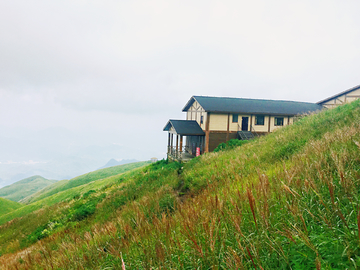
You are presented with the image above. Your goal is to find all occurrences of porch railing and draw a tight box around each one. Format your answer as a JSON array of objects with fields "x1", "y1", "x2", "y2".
[
  {"x1": 167, "y1": 145, "x2": 200, "y2": 161},
  {"x1": 167, "y1": 146, "x2": 187, "y2": 161}
]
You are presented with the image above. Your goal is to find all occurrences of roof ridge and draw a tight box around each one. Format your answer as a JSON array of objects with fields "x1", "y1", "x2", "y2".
[{"x1": 193, "y1": 95, "x2": 317, "y2": 104}]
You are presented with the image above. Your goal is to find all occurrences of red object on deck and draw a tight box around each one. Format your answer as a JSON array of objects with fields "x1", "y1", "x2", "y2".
[{"x1": 196, "y1": 147, "x2": 200, "y2": 157}]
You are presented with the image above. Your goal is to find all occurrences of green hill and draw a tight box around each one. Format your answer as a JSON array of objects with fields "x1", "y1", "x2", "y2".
[
  {"x1": 21, "y1": 161, "x2": 150, "y2": 204},
  {"x1": 1, "y1": 101, "x2": 360, "y2": 269},
  {"x1": 0, "y1": 175, "x2": 57, "y2": 202},
  {"x1": 0, "y1": 161, "x2": 151, "y2": 225},
  {"x1": 0, "y1": 198, "x2": 22, "y2": 216},
  {"x1": 19, "y1": 180, "x2": 69, "y2": 204}
]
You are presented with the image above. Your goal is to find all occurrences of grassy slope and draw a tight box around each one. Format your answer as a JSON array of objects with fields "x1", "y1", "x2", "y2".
[
  {"x1": 0, "y1": 198, "x2": 22, "y2": 216},
  {"x1": 0, "y1": 176, "x2": 57, "y2": 202},
  {"x1": 1, "y1": 101, "x2": 360, "y2": 269},
  {"x1": 19, "y1": 180, "x2": 69, "y2": 204},
  {"x1": 0, "y1": 161, "x2": 150, "y2": 225},
  {"x1": 22, "y1": 161, "x2": 150, "y2": 204}
]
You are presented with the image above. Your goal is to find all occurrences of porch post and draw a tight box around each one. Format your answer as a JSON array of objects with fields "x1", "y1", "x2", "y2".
[
  {"x1": 176, "y1": 135, "x2": 179, "y2": 159},
  {"x1": 205, "y1": 112, "x2": 210, "y2": 153},
  {"x1": 180, "y1": 135, "x2": 183, "y2": 156},
  {"x1": 170, "y1": 133, "x2": 173, "y2": 150},
  {"x1": 167, "y1": 133, "x2": 171, "y2": 155}
]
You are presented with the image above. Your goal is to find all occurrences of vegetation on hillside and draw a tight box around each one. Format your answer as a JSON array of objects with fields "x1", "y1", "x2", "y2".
[
  {"x1": 0, "y1": 161, "x2": 151, "y2": 225},
  {"x1": 0, "y1": 176, "x2": 57, "y2": 202},
  {"x1": 0, "y1": 198, "x2": 22, "y2": 216},
  {"x1": 20, "y1": 180, "x2": 69, "y2": 204},
  {"x1": 1, "y1": 101, "x2": 360, "y2": 269},
  {"x1": 21, "y1": 161, "x2": 150, "y2": 204}
]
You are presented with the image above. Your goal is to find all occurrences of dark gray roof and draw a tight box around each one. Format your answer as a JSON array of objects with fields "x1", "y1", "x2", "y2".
[
  {"x1": 317, "y1": 84, "x2": 360, "y2": 105},
  {"x1": 182, "y1": 96, "x2": 323, "y2": 116},
  {"x1": 163, "y1": 120, "x2": 205, "y2": 135}
]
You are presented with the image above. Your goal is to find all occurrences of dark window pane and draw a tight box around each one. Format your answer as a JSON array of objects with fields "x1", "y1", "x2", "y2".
[
  {"x1": 232, "y1": 114, "x2": 238, "y2": 123},
  {"x1": 275, "y1": 117, "x2": 284, "y2": 126},
  {"x1": 255, "y1": 115, "x2": 265, "y2": 125}
]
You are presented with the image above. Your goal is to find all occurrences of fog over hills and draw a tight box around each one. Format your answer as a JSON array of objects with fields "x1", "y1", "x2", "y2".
[
  {"x1": 0, "y1": 127, "x2": 151, "y2": 188},
  {"x1": 98, "y1": 158, "x2": 139, "y2": 169}
]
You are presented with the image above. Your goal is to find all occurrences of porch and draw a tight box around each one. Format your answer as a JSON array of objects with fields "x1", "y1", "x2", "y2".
[{"x1": 163, "y1": 120, "x2": 205, "y2": 162}]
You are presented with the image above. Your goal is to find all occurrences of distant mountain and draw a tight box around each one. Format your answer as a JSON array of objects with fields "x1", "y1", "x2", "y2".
[
  {"x1": 0, "y1": 197, "x2": 22, "y2": 216},
  {"x1": 0, "y1": 175, "x2": 57, "y2": 202},
  {"x1": 98, "y1": 158, "x2": 139, "y2": 169}
]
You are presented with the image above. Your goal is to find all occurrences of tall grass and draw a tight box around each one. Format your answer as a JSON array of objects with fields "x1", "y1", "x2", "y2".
[{"x1": 1, "y1": 100, "x2": 360, "y2": 269}]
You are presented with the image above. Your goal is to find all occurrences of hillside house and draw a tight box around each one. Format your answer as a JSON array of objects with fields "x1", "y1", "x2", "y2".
[
  {"x1": 164, "y1": 96, "x2": 323, "y2": 161},
  {"x1": 317, "y1": 84, "x2": 360, "y2": 108}
]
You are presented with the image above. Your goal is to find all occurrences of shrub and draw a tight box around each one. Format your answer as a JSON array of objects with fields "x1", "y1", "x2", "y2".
[
  {"x1": 71, "y1": 201, "x2": 97, "y2": 221},
  {"x1": 158, "y1": 194, "x2": 175, "y2": 213},
  {"x1": 82, "y1": 189, "x2": 96, "y2": 199}
]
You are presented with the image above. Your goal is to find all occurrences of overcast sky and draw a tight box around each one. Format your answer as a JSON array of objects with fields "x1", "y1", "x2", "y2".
[{"x1": 0, "y1": 0, "x2": 360, "y2": 176}]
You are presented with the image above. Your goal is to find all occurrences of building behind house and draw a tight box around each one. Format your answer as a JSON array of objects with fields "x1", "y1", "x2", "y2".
[{"x1": 317, "y1": 85, "x2": 360, "y2": 108}]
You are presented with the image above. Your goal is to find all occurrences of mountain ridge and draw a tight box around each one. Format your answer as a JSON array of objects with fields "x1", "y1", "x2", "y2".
[
  {"x1": 97, "y1": 158, "x2": 139, "y2": 169},
  {"x1": 0, "y1": 175, "x2": 57, "y2": 202},
  {"x1": 0, "y1": 197, "x2": 22, "y2": 216}
]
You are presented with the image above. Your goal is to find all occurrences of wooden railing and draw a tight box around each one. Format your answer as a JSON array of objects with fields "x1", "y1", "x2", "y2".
[
  {"x1": 250, "y1": 125, "x2": 259, "y2": 137},
  {"x1": 167, "y1": 145, "x2": 201, "y2": 161},
  {"x1": 167, "y1": 146, "x2": 188, "y2": 161}
]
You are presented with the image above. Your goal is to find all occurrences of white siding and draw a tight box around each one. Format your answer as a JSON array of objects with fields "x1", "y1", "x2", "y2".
[{"x1": 322, "y1": 88, "x2": 360, "y2": 108}]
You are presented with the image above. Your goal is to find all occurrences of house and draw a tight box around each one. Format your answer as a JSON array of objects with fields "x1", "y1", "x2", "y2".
[
  {"x1": 164, "y1": 95, "x2": 323, "y2": 161},
  {"x1": 317, "y1": 84, "x2": 360, "y2": 108}
]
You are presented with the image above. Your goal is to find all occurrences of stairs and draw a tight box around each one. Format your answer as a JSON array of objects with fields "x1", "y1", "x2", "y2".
[{"x1": 237, "y1": 131, "x2": 255, "y2": 140}]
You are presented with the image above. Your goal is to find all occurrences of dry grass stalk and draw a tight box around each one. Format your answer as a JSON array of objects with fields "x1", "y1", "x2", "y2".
[
  {"x1": 315, "y1": 255, "x2": 321, "y2": 270},
  {"x1": 358, "y1": 207, "x2": 360, "y2": 243},
  {"x1": 246, "y1": 188, "x2": 257, "y2": 228},
  {"x1": 246, "y1": 246, "x2": 257, "y2": 270},
  {"x1": 282, "y1": 183, "x2": 299, "y2": 197}
]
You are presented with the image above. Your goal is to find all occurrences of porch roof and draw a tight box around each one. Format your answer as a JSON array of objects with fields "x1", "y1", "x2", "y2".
[{"x1": 163, "y1": 120, "x2": 205, "y2": 136}]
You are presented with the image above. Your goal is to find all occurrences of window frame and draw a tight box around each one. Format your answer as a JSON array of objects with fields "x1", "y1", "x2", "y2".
[
  {"x1": 232, "y1": 114, "x2": 238, "y2": 123},
  {"x1": 255, "y1": 115, "x2": 265, "y2": 126},
  {"x1": 274, "y1": 117, "x2": 284, "y2": 126}
]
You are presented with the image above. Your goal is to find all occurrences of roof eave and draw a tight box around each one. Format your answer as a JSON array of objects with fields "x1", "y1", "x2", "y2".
[
  {"x1": 182, "y1": 96, "x2": 203, "y2": 112},
  {"x1": 163, "y1": 120, "x2": 172, "y2": 131}
]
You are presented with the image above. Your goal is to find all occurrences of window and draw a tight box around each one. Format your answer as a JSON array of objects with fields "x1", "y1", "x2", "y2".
[
  {"x1": 255, "y1": 115, "x2": 265, "y2": 125},
  {"x1": 275, "y1": 117, "x2": 284, "y2": 126},
  {"x1": 200, "y1": 115, "x2": 204, "y2": 124},
  {"x1": 232, "y1": 114, "x2": 238, "y2": 123}
]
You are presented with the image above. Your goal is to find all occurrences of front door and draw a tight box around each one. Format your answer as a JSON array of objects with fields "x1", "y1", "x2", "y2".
[{"x1": 241, "y1": 117, "x2": 249, "y2": 131}]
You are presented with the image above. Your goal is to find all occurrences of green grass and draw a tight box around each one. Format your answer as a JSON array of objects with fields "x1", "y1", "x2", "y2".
[
  {"x1": 0, "y1": 161, "x2": 150, "y2": 225},
  {"x1": 0, "y1": 175, "x2": 57, "y2": 202},
  {"x1": 20, "y1": 180, "x2": 69, "y2": 204},
  {"x1": 22, "y1": 161, "x2": 150, "y2": 204},
  {"x1": 1, "y1": 101, "x2": 360, "y2": 269},
  {"x1": 0, "y1": 198, "x2": 22, "y2": 216}
]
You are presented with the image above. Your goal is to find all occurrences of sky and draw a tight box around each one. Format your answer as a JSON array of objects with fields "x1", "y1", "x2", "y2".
[{"x1": 0, "y1": 0, "x2": 360, "y2": 185}]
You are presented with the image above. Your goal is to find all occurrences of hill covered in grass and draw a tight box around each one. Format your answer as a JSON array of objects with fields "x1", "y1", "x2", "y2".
[
  {"x1": 21, "y1": 161, "x2": 150, "y2": 204},
  {"x1": 0, "y1": 161, "x2": 151, "y2": 225},
  {"x1": 0, "y1": 198, "x2": 22, "y2": 216},
  {"x1": 0, "y1": 175, "x2": 57, "y2": 202},
  {"x1": 1, "y1": 101, "x2": 360, "y2": 269}
]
